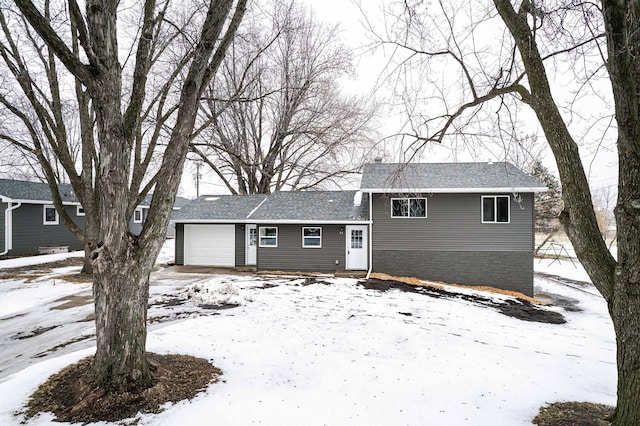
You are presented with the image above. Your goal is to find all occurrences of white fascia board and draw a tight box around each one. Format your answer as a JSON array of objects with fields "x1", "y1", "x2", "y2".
[
  {"x1": 361, "y1": 187, "x2": 548, "y2": 193},
  {"x1": 172, "y1": 219, "x2": 371, "y2": 225},
  {"x1": 7, "y1": 198, "x2": 80, "y2": 205},
  {"x1": 0, "y1": 195, "x2": 12, "y2": 203}
]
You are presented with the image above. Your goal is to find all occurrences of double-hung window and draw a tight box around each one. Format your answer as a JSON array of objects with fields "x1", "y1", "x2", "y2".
[
  {"x1": 302, "y1": 227, "x2": 322, "y2": 248},
  {"x1": 391, "y1": 198, "x2": 427, "y2": 218},
  {"x1": 482, "y1": 195, "x2": 510, "y2": 223},
  {"x1": 43, "y1": 205, "x2": 59, "y2": 225},
  {"x1": 259, "y1": 227, "x2": 278, "y2": 247}
]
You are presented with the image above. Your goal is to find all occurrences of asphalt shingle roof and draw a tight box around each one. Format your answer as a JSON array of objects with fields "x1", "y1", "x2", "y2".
[
  {"x1": 172, "y1": 194, "x2": 269, "y2": 221},
  {"x1": 0, "y1": 178, "x2": 186, "y2": 208},
  {"x1": 173, "y1": 191, "x2": 369, "y2": 223},
  {"x1": 250, "y1": 191, "x2": 369, "y2": 222},
  {"x1": 360, "y1": 162, "x2": 546, "y2": 192},
  {"x1": 0, "y1": 178, "x2": 78, "y2": 203}
]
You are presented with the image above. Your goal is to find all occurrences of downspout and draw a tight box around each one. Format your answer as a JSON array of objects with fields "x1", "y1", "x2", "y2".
[
  {"x1": 1, "y1": 200, "x2": 22, "y2": 256},
  {"x1": 366, "y1": 191, "x2": 373, "y2": 279}
]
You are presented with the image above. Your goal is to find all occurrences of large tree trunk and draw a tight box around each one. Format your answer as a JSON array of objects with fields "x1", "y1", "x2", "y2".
[
  {"x1": 92, "y1": 243, "x2": 153, "y2": 390},
  {"x1": 13, "y1": 0, "x2": 245, "y2": 394},
  {"x1": 493, "y1": 0, "x2": 639, "y2": 423},
  {"x1": 602, "y1": 1, "x2": 640, "y2": 422}
]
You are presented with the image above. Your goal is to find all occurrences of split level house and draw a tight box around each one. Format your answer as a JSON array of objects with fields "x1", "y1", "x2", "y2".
[
  {"x1": 0, "y1": 178, "x2": 188, "y2": 256},
  {"x1": 173, "y1": 162, "x2": 546, "y2": 296}
]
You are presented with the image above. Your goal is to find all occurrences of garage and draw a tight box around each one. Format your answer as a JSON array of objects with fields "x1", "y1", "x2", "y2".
[{"x1": 183, "y1": 224, "x2": 235, "y2": 266}]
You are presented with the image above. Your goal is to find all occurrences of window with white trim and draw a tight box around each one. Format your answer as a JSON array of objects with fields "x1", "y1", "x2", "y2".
[
  {"x1": 302, "y1": 227, "x2": 322, "y2": 248},
  {"x1": 43, "y1": 205, "x2": 59, "y2": 225},
  {"x1": 134, "y1": 208, "x2": 143, "y2": 223},
  {"x1": 391, "y1": 198, "x2": 427, "y2": 218},
  {"x1": 259, "y1": 227, "x2": 278, "y2": 247},
  {"x1": 482, "y1": 195, "x2": 510, "y2": 223},
  {"x1": 76, "y1": 206, "x2": 85, "y2": 216}
]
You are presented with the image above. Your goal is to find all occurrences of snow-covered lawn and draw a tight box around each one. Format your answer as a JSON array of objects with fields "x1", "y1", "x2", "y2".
[{"x1": 0, "y1": 243, "x2": 616, "y2": 425}]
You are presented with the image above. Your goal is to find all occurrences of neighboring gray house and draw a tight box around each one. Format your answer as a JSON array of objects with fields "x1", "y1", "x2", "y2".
[
  {"x1": 174, "y1": 162, "x2": 546, "y2": 296},
  {"x1": 360, "y1": 162, "x2": 546, "y2": 296},
  {"x1": 173, "y1": 191, "x2": 370, "y2": 271},
  {"x1": 0, "y1": 179, "x2": 153, "y2": 256}
]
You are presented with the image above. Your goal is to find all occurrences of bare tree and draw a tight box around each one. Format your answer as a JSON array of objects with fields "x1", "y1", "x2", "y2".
[
  {"x1": 7, "y1": 0, "x2": 246, "y2": 394},
  {"x1": 0, "y1": 2, "x2": 98, "y2": 272},
  {"x1": 190, "y1": 0, "x2": 378, "y2": 194},
  {"x1": 368, "y1": 0, "x2": 639, "y2": 422}
]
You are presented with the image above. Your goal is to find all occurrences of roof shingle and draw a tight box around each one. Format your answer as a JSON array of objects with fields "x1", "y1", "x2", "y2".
[
  {"x1": 0, "y1": 179, "x2": 77, "y2": 203},
  {"x1": 173, "y1": 191, "x2": 369, "y2": 223},
  {"x1": 360, "y1": 162, "x2": 545, "y2": 192}
]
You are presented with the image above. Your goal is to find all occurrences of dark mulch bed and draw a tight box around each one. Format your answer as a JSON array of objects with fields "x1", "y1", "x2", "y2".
[
  {"x1": 533, "y1": 401, "x2": 614, "y2": 425},
  {"x1": 361, "y1": 278, "x2": 567, "y2": 324},
  {"x1": 22, "y1": 353, "x2": 221, "y2": 424}
]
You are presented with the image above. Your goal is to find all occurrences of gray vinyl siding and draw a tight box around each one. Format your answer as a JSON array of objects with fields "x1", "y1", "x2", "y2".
[
  {"x1": 257, "y1": 224, "x2": 346, "y2": 272},
  {"x1": 235, "y1": 224, "x2": 245, "y2": 266},
  {"x1": 370, "y1": 193, "x2": 535, "y2": 295},
  {"x1": 129, "y1": 207, "x2": 149, "y2": 235},
  {"x1": 9, "y1": 204, "x2": 84, "y2": 255},
  {"x1": 371, "y1": 193, "x2": 534, "y2": 251},
  {"x1": 175, "y1": 223, "x2": 184, "y2": 265},
  {"x1": 372, "y1": 250, "x2": 534, "y2": 296},
  {"x1": 0, "y1": 201, "x2": 6, "y2": 253}
]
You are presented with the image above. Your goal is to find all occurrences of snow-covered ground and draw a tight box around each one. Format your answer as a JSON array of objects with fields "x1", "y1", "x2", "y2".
[{"x1": 0, "y1": 242, "x2": 616, "y2": 425}]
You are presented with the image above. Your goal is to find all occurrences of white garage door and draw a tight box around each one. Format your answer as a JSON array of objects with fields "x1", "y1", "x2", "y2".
[{"x1": 184, "y1": 224, "x2": 235, "y2": 266}]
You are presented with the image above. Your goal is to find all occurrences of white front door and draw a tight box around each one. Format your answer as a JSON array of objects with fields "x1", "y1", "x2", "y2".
[
  {"x1": 346, "y1": 225, "x2": 368, "y2": 270},
  {"x1": 246, "y1": 224, "x2": 257, "y2": 265}
]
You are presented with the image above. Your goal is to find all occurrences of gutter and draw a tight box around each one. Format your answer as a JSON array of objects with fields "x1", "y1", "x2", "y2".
[
  {"x1": 1, "y1": 200, "x2": 22, "y2": 256},
  {"x1": 366, "y1": 191, "x2": 373, "y2": 279}
]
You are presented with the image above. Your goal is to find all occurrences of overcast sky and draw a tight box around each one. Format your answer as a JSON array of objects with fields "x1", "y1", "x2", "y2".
[{"x1": 180, "y1": 0, "x2": 619, "y2": 200}]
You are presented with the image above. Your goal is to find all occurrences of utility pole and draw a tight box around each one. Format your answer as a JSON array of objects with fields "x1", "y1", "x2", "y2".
[{"x1": 193, "y1": 159, "x2": 203, "y2": 198}]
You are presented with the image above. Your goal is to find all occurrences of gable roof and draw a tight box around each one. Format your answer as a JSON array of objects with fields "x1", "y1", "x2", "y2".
[
  {"x1": 172, "y1": 191, "x2": 369, "y2": 223},
  {"x1": 360, "y1": 162, "x2": 546, "y2": 193},
  {"x1": 0, "y1": 178, "x2": 78, "y2": 204}
]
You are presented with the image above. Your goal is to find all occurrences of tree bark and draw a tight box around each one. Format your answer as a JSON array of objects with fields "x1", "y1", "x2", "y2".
[
  {"x1": 91, "y1": 240, "x2": 153, "y2": 390},
  {"x1": 492, "y1": 0, "x2": 639, "y2": 422},
  {"x1": 601, "y1": 0, "x2": 640, "y2": 422}
]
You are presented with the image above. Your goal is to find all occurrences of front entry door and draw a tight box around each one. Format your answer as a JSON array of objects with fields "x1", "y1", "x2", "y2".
[
  {"x1": 246, "y1": 224, "x2": 257, "y2": 265},
  {"x1": 346, "y1": 225, "x2": 368, "y2": 270}
]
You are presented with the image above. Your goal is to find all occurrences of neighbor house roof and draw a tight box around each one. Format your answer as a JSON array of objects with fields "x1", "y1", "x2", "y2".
[
  {"x1": 172, "y1": 191, "x2": 369, "y2": 224},
  {"x1": 0, "y1": 178, "x2": 78, "y2": 204},
  {"x1": 360, "y1": 162, "x2": 546, "y2": 193},
  {"x1": 0, "y1": 178, "x2": 184, "y2": 208}
]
